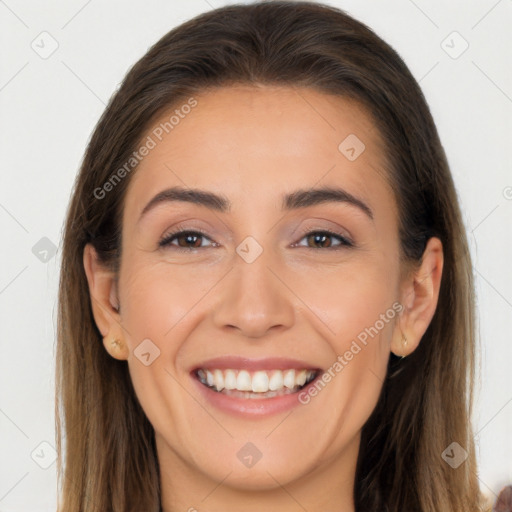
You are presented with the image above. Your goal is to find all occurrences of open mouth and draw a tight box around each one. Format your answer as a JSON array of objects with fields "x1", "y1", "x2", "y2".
[{"x1": 194, "y1": 368, "x2": 320, "y2": 399}]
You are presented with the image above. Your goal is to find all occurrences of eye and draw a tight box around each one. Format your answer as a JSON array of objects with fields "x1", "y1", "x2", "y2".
[
  {"x1": 293, "y1": 230, "x2": 353, "y2": 250},
  {"x1": 158, "y1": 228, "x2": 354, "y2": 251},
  {"x1": 159, "y1": 229, "x2": 215, "y2": 250}
]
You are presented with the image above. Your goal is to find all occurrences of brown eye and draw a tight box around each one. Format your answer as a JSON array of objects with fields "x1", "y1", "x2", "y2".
[
  {"x1": 296, "y1": 230, "x2": 353, "y2": 249},
  {"x1": 159, "y1": 230, "x2": 214, "y2": 250}
]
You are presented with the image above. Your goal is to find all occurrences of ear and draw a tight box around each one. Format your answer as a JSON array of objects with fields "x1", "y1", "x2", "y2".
[
  {"x1": 83, "y1": 243, "x2": 128, "y2": 360},
  {"x1": 391, "y1": 237, "x2": 444, "y2": 357}
]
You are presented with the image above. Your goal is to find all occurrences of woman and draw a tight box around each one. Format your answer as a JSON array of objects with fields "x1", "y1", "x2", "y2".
[{"x1": 56, "y1": 1, "x2": 484, "y2": 510}]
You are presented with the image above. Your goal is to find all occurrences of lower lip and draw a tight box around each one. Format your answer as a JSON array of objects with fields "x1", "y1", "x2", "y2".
[{"x1": 192, "y1": 372, "x2": 321, "y2": 417}]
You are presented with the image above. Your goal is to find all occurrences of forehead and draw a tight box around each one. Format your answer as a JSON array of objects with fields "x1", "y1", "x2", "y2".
[{"x1": 123, "y1": 85, "x2": 393, "y2": 221}]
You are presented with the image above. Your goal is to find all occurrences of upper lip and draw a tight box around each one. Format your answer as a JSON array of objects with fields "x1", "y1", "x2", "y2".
[{"x1": 191, "y1": 356, "x2": 322, "y2": 372}]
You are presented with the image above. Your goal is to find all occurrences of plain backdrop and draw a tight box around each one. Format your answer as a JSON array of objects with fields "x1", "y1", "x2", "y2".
[{"x1": 1, "y1": 0, "x2": 511, "y2": 510}]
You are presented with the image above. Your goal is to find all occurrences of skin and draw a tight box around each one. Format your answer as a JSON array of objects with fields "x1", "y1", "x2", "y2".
[{"x1": 83, "y1": 85, "x2": 443, "y2": 511}]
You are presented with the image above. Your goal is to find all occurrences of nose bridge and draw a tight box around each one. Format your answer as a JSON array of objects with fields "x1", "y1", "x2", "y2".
[{"x1": 211, "y1": 238, "x2": 295, "y2": 337}]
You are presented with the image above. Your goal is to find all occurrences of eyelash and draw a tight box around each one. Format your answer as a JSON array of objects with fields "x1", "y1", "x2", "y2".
[{"x1": 158, "y1": 227, "x2": 354, "y2": 251}]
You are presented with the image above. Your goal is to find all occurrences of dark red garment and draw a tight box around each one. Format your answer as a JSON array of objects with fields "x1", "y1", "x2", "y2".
[{"x1": 494, "y1": 486, "x2": 512, "y2": 512}]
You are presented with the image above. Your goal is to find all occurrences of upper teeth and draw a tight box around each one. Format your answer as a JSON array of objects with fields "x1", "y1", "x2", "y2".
[{"x1": 197, "y1": 368, "x2": 316, "y2": 393}]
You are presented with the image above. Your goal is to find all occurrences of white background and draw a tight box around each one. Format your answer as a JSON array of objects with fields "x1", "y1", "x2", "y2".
[{"x1": 0, "y1": 0, "x2": 511, "y2": 510}]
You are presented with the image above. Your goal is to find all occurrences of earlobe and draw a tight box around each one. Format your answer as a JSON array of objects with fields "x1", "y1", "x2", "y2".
[
  {"x1": 102, "y1": 335, "x2": 130, "y2": 361},
  {"x1": 391, "y1": 237, "x2": 444, "y2": 357},
  {"x1": 83, "y1": 243, "x2": 121, "y2": 338}
]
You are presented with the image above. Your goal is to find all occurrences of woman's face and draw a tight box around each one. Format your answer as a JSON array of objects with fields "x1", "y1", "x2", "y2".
[{"x1": 108, "y1": 85, "x2": 408, "y2": 494}]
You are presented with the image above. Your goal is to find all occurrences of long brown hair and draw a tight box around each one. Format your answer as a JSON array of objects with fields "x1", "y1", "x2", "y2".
[{"x1": 56, "y1": 2, "x2": 483, "y2": 510}]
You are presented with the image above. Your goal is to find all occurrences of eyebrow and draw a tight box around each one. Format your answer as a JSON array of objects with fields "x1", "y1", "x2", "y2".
[{"x1": 138, "y1": 185, "x2": 373, "y2": 221}]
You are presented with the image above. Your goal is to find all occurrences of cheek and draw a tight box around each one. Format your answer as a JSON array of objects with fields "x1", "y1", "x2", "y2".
[
  {"x1": 119, "y1": 255, "x2": 222, "y2": 346},
  {"x1": 300, "y1": 284, "x2": 396, "y2": 454},
  {"x1": 116, "y1": 265, "x2": 200, "y2": 441},
  {"x1": 116, "y1": 256, "x2": 228, "y2": 419},
  {"x1": 290, "y1": 259, "x2": 397, "y2": 416},
  {"x1": 287, "y1": 256, "x2": 399, "y2": 347}
]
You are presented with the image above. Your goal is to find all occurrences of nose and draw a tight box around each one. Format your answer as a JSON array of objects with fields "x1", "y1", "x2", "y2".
[{"x1": 211, "y1": 246, "x2": 296, "y2": 339}]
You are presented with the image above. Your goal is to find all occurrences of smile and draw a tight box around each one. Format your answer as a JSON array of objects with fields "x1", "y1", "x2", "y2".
[
  {"x1": 195, "y1": 368, "x2": 319, "y2": 398},
  {"x1": 191, "y1": 356, "x2": 323, "y2": 416}
]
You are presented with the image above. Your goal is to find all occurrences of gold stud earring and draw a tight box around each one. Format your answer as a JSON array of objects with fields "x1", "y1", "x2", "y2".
[{"x1": 104, "y1": 337, "x2": 128, "y2": 361}]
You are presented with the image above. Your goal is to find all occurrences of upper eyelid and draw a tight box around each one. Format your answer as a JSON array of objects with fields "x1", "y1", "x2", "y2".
[
  {"x1": 160, "y1": 219, "x2": 352, "y2": 239},
  {"x1": 158, "y1": 215, "x2": 354, "y2": 240},
  {"x1": 293, "y1": 224, "x2": 352, "y2": 243},
  {"x1": 293, "y1": 230, "x2": 353, "y2": 247},
  {"x1": 159, "y1": 228, "x2": 214, "y2": 246}
]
